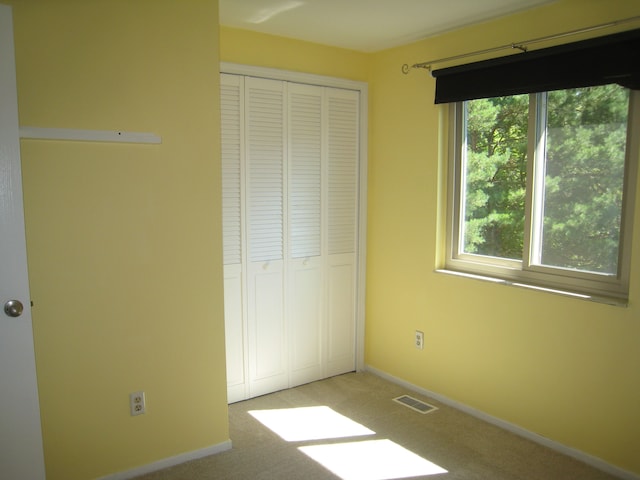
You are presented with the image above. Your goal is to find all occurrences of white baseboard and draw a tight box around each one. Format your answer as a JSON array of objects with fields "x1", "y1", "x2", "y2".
[
  {"x1": 365, "y1": 365, "x2": 639, "y2": 480},
  {"x1": 96, "y1": 440, "x2": 232, "y2": 480}
]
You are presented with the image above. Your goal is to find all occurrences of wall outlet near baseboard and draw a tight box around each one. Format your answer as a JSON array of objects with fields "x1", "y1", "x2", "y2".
[
  {"x1": 130, "y1": 391, "x2": 146, "y2": 416},
  {"x1": 415, "y1": 330, "x2": 424, "y2": 350}
]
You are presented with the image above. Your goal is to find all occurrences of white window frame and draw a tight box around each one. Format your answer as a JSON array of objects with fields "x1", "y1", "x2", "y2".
[{"x1": 445, "y1": 89, "x2": 640, "y2": 302}]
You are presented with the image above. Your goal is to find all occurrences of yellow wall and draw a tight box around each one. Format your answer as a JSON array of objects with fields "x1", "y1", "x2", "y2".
[
  {"x1": 9, "y1": 1, "x2": 228, "y2": 479},
  {"x1": 220, "y1": 26, "x2": 369, "y2": 82},
  {"x1": 222, "y1": 0, "x2": 640, "y2": 476},
  {"x1": 367, "y1": 0, "x2": 640, "y2": 476},
  {"x1": 6, "y1": 0, "x2": 639, "y2": 478}
]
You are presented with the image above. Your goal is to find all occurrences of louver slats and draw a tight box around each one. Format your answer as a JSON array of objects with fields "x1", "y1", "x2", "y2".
[
  {"x1": 290, "y1": 87, "x2": 322, "y2": 259},
  {"x1": 328, "y1": 90, "x2": 359, "y2": 255},
  {"x1": 221, "y1": 75, "x2": 242, "y2": 266},
  {"x1": 246, "y1": 78, "x2": 284, "y2": 263}
]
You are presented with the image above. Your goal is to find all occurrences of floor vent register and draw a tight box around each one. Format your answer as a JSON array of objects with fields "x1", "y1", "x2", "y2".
[{"x1": 393, "y1": 395, "x2": 438, "y2": 414}]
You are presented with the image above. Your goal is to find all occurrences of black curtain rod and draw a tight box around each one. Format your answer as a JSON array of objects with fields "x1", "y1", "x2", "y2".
[{"x1": 401, "y1": 15, "x2": 640, "y2": 75}]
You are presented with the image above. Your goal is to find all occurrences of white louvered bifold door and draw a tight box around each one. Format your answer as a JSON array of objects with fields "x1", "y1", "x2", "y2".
[
  {"x1": 245, "y1": 77, "x2": 288, "y2": 398},
  {"x1": 326, "y1": 87, "x2": 359, "y2": 377},
  {"x1": 288, "y1": 84, "x2": 324, "y2": 387},
  {"x1": 220, "y1": 74, "x2": 247, "y2": 403},
  {"x1": 222, "y1": 74, "x2": 361, "y2": 403}
]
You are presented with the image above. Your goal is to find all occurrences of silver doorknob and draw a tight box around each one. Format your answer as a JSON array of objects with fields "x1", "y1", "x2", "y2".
[{"x1": 4, "y1": 300, "x2": 24, "y2": 318}]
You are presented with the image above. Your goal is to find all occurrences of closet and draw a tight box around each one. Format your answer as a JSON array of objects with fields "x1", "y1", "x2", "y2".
[{"x1": 221, "y1": 70, "x2": 365, "y2": 403}]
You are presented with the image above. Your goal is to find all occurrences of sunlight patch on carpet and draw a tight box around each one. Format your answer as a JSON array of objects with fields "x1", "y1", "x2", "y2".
[
  {"x1": 249, "y1": 406, "x2": 375, "y2": 442},
  {"x1": 299, "y1": 439, "x2": 448, "y2": 480}
]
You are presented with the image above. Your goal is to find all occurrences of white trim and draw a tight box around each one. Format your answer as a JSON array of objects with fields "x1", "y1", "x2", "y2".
[
  {"x1": 355, "y1": 85, "x2": 368, "y2": 372},
  {"x1": 434, "y1": 269, "x2": 628, "y2": 307},
  {"x1": 365, "y1": 366, "x2": 640, "y2": 480},
  {"x1": 19, "y1": 127, "x2": 161, "y2": 144},
  {"x1": 95, "y1": 440, "x2": 232, "y2": 480},
  {"x1": 220, "y1": 62, "x2": 367, "y2": 92},
  {"x1": 221, "y1": 62, "x2": 368, "y2": 373}
]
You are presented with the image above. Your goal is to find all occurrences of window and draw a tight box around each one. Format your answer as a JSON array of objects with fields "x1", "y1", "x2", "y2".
[{"x1": 446, "y1": 85, "x2": 639, "y2": 300}]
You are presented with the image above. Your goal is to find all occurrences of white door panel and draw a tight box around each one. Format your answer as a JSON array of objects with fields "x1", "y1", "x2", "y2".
[
  {"x1": 288, "y1": 83, "x2": 324, "y2": 388},
  {"x1": 247, "y1": 261, "x2": 287, "y2": 397},
  {"x1": 326, "y1": 254, "x2": 357, "y2": 377},
  {"x1": 220, "y1": 74, "x2": 243, "y2": 267},
  {"x1": 325, "y1": 88, "x2": 358, "y2": 377},
  {"x1": 223, "y1": 265, "x2": 246, "y2": 403},
  {"x1": 221, "y1": 74, "x2": 247, "y2": 402},
  {"x1": 289, "y1": 83, "x2": 322, "y2": 259},
  {"x1": 289, "y1": 257, "x2": 323, "y2": 387},
  {"x1": 245, "y1": 77, "x2": 288, "y2": 397}
]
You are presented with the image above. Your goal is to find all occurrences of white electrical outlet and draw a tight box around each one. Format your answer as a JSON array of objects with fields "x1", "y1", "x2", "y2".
[
  {"x1": 415, "y1": 330, "x2": 424, "y2": 350},
  {"x1": 130, "y1": 391, "x2": 146, "y2": 416}
]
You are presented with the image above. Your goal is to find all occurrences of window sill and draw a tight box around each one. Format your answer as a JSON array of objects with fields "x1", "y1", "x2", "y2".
[{"x1": 434, "y1": 269, "x2": 628, "y2": 307}]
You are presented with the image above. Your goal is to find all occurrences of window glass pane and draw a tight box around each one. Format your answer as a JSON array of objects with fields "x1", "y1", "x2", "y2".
[
  {"x1": 461, "y1": 95, "x2": 528, "y2": 260},
  {"x1": 539, "y1": 85, "x2": 629, "y2": 274}
]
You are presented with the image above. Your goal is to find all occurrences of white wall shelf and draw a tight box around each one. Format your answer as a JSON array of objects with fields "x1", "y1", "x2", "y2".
[{"x1": 19, "y1": 127, "x2": 161, "y2": 144}]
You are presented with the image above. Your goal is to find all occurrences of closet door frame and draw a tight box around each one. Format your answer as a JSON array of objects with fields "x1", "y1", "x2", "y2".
[{"x1": 220, "y1": 62, "x2": 368, "y2": 373}]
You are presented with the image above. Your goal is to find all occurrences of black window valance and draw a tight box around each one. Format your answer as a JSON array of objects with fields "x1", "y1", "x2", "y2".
[{"x1": 432, "y1": 28, "x2": 640, "y2": 104}]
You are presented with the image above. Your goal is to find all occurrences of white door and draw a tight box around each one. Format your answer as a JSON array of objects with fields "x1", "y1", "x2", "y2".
[
  {"x1": 0, "y1": 5, "x2": 47, "y2": 479},
  {"x1": 325, "y1": 88, "x2": 359, "y2": 376},
  {"x1": 221, "y1": 74, "x2": 247, "y2": 403},
  {"x1": 221, "y1": 72, "x2": 363, "y2": 403},
  {"x1": 245, "y1": 77, "x2": 288, "y2": 397},
  {"x1": 288, "y1": 83, "x2": 324, "y2": 387}
]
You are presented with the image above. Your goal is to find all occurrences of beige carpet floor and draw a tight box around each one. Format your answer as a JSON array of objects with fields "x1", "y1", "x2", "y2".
[{"x1": 134, "y1": 372, "x2": 621, "y2": 480}]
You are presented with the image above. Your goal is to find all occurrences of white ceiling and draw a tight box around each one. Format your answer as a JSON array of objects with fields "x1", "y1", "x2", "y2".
[{"x1": 219, "y1": 0, "x2": 556, "y2": 52}]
